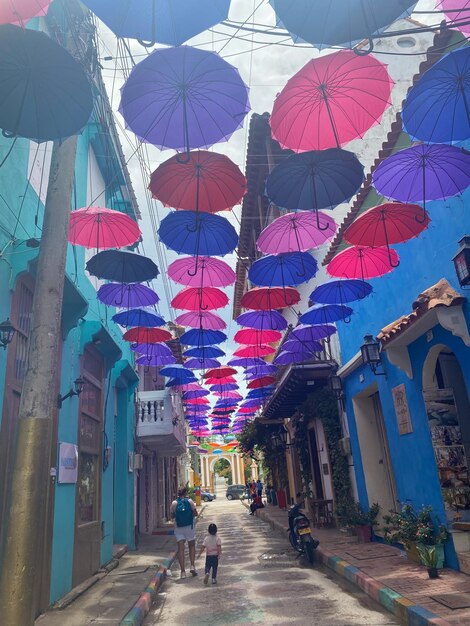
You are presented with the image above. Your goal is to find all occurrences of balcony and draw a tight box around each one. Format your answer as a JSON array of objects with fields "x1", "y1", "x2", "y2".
[{"x1": 136, "y1": 390, "x2": 186, "y2": 456}]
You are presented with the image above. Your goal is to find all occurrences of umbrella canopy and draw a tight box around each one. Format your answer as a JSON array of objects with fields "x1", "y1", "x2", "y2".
[
  {"x1": 0, "y1": 25, "x2": 94, "y2": 142},
  {"x1": 213, "y1": 391, "x2": 242, "y2": 399},
  {"x1": 282, "y1": 339, "x2": 324, "y2": 355},
  {"x1": 120, "y1": 46, "x2": 250, "y2": 152},
  {"x1": 183, "y1": 396, "x2": 210, "y2": 405},
  {"x1": 290, "y1": 324, "x2": 336, "y2": 342},
  {"x1": 132, "y1": 343, "x2": 173, "y2": 357},
  {"x1": 270, "y1": 50, "x2": 392, "y2": 151},
  {"x1": 171, "y1": 383, "x2": 202, "y2": 392},
  {"x1": 168, "y1": 257, "x2": 236, "y2": 288},
  {"x1": 245, "y1": 363, "x2": 277, "y2": 376},
  {"x1": 274, "y1": 349, "x2": 318, "y2": 366},
  {"x1": 0, "y1": 0, "x2": 51, "y2": 24},
  {"x1": 112, "y1": 309, "x2": 165, "y2": 328},
  {"x1": 310, "y1": 279, "x2": 372, "y2": 305},
  {"x1": 185, "y1": 358, "x2": 221, "y2": 370},
  {"x1": 182, "y1": 389, "x2": 209, "y2": 399},
  {"x1": 240, "y1": 287, "x2": 300, "y2": 310},
  {"x1": 233, "y1": 345, "x2": 276, "y2": 358},
  {"x1": 69, "y1": 207, "x2": 141, "y2": 250},
  {"x1": 204, "y1": 367, "x2": 237, "y2": 379},
  {"x1": 123, "y1": 327, "x2": 172, "y2": 343},
  {"x1": 327, "y1": 246, "x2": 399, "y2": 279},
  {"x1": 247, "y1": 387, "x2": 274, "y2": 399},
  {"x1": 205, "y1": 376, "x2": 236, "y2": 385},
  {"x1": 160, "y1": 365, "x2": 195, "y2": 379},
  {"x1": 439, "y1": 0, "x2": 470, "y2": 36},
  {"x1": 248, "y1": 252, "x2": 318, "y2": 287},
  {"x1": 402, "y1": 46, "x2": 470, "y2": 144},
  {"x1": 210, "y1": 383, "x2": 239, "y2": 392},
  {"x1": 240, "y1": 399, "x2": 264, "y2": 408},
  {"x1": 136, "y1": 355, "x2": 176, "y2": 367},
  {"x1": 159, "y1": 211, "x2": 238, "y2": 257},
  {"x1": 247, "y1": 376, "x2": 276, "y2": 389},
  {"x1": 87, "y1": 250, "x2": 159, "y2": 283},
  {"x1": 175, "y1": 311, "x2": 226, "y2": 330},
  {"x1": 180, "y1": 329, "x2": 227, "y2": 346},
  {"x1": 97, "y1": 283, "x2": 159, "y2": 307},
  {"x1": 171, "y1": 287, "x2": 229, "y2": 311},
  {"x1": 299, "y1": 303, "x2": 353, "y2": 325},
  {"x1": 269, "y1": 0, "x2": 417, "y2": 49},
  {"x1": 233, "y1": 329, "x2": 282, "y2": 345},
  {"x1": 183, "y1": 346, "x2": 225, "y2": 359},
  {"x1": 227, "y1": 357, "x2": 268, "y2": 368},
  {"x1": 83, "y1": 0, "x2": 230, "y2": 46},
  {"x1": 236, "y1": 310, "x2": 288, "y2": 331},
  {"x1": 257, "y1": 211, "x2": 336, "y2": 254},
  {"x1": 149, "y1": 150, "x2": 246, "y2": 213}
]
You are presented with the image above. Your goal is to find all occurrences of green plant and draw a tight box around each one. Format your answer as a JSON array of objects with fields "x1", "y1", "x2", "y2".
[
  {"x1": 417, "y1": 544, "x2": 438, "y2": 568},
  {"x1": 383, "y1": 504, "x2": 449, "y2": 547},
  {"x1": 336, "y1": 499, "x2": 380, "y2": 527}
]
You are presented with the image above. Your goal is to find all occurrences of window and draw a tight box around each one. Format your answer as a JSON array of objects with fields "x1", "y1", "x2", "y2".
[
  {"x1": 396, "y1": 36, "x2": 416, "y2": 48},
  {"x1": 77, "y1": 452, "x2": 98, "y2": 523}
]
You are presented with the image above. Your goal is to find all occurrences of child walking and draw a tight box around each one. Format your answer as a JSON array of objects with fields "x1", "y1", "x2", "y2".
[{"x1": 202, "y1": 523, "x2": 222, "y2": 585}]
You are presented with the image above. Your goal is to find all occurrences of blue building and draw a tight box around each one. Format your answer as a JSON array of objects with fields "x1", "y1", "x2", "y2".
[
  {"x1": 325, "y1": 32, "x2": 470, "y2": 572},
  {"x1": 0, "y1": 6, "x2": 140, "y2": 613}
]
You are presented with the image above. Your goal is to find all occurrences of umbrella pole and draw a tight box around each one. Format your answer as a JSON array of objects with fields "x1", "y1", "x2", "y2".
[
  {"x1": 318, "y1": 86, "x2": 341, "y2": 149},
  {"x1": 416, "y1": 164, "x2": 428, "y2": 224},
  {"x1": 176, "y1": 93, "x2": 191, "y2": 164},
  {"x1": 310, "y1": 171, "x2": 329, "y2": 232},
  {"x1": 339, "y1": 283, "x2": 351, "y2": 324}
]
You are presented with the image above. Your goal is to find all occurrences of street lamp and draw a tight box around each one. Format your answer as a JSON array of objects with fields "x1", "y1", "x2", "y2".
[
  {"x1": 328, "y1": 374, "x2": 343, "y2": 399},
  {"x1": 0, "y1": 318, "x2": 16, "y2": 349},
  {"x1": 271, "y1": 425, "x2": 293, "y2": 450},
  {"x1": 57, "y1": 376, "x2": 86, "y2": 408},
  {"x1": 360, "y1": 335, "x2": 385, "y2": 376},
  {"x1": 453, "y1": 236, "x2": 470, "y2": 288}
]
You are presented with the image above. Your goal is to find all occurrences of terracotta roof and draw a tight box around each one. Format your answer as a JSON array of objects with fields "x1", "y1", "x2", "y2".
[
  {"x1": 377, "y1": 279, "x2": 464, "y2": 345},
  {"x1": 323, "y1": 27, "x2": 457, "y2": 267}
]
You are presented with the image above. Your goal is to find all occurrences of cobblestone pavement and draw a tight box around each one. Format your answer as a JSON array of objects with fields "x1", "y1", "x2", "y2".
[{"x1": 144, "y1": 498, "x2": 399, "y2": 626}]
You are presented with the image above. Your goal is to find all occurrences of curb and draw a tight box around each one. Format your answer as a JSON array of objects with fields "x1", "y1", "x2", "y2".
[{"x1": 253, "y1": 508, "x2": 452, "y2": 626}]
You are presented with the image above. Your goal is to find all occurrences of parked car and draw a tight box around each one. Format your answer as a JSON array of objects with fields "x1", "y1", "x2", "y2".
[
  {"x1": 226, "y1": 484, "x2": 248, "y2": 500},
  {"x1": 201, "y1": 491, "x2": 216, "y2": 502}
]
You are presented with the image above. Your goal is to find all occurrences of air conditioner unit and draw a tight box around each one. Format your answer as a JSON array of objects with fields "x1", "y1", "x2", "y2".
[
  {"x1": 339, "y1": 437, "x2": 351, "y2": 456},
  {"x1": 133, "y1": 453, "x2": 144, "y2": 470}
]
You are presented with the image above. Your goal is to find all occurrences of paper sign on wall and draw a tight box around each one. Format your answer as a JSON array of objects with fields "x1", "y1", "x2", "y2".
[
  {"x1": 392, "y1": 384, "x2": 413, "y2": 435},
  {"x1": 58, "y1": 442, "x2": 78, "y2": 484}
]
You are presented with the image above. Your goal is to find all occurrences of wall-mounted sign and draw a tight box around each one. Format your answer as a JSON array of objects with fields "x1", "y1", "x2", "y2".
[
  {"x1": 392, "y1": 384, "x2": 413, "y2": 435},
  {"x1": 58, "y1": 442, "x2": 78, "y2": 484}
]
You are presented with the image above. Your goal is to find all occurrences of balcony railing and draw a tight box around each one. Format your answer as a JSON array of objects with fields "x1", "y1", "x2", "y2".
[{"x1": 136, "y1": 390, "x2": 186, "y2": 454}]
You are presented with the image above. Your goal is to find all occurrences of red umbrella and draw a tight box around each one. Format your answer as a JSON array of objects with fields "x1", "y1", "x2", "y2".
[
  {"x1": 270, "y1": 49, "x2": 392, "y2": 152},
  {"x1": 327, "y1": 246, "x2": 399, "y2": 280},
  {"x1": 0, "y1": 0, "x2": 51, "y2": 24},
  {"x1": 233, "y1": 345, "x2": 276, "y2": 358},
  {"x1": 203, "y1": 366, "x2": 237, "y2": 379},
  {"x1": 247, "y1": 376, "x2": 276, "y2": 389},
  {"x1": 123, "y1": 327, "x2": 172, "y2": 343},
  {"x1": 343, "y1": 202, "x2": 429, "y2": 266},
  {"x1": 149, "y1": 150, "x2": 246, "y2": 213},
  {"x1": 168, "y1": 256, "x2": 236, "y2": 288},
  {"x1": 171, "y1": 287, "x2": 229, "y2": 311},
  {"x1": 69, "y1": 207, "x2": 141, "y2": 249},
  {"x1": 234, "y1": 329, "x2": 282, "y2": 345},
  {"x1": 204, "y1": 377, "x2": 236, "y2": 385},
  {"x1": 240, "y1": 287, "x2": 300, "y2": 310}
]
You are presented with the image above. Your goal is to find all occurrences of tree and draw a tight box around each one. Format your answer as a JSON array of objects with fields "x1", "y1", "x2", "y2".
[{"x1": 213, "y1": 458, "x2": 232, "y2": 485}]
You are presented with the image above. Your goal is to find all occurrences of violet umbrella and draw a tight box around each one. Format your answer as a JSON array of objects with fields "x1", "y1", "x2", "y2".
[
  {"x1": 282, "y1": 339, "x2": 323, "y2": 355},
  {"x1": 289, "y1": 324, "x2": 337, "y2": 342},
  {"x1": 299, "y1": 304, "x2": 353, "y2": 325},
  {"x1": 183, "y1": 346, "x2": 225, "y2": 359},
  {"x1": 168, "y1": 256, "x2": 236, "y2": 288},
  {"x1": 136, "y1": 354, "x2": 176, "y2": 367},
  {"x1": 120, "y1": 46, "x2": 250, "y2": 154},
  {"x1": 175, "y1": 311, "x2": 226, "y2": 330},
  {"x1": 274, "y1": 350, "x2": 318, "y2": 366},
  {"x1": 327, "y1": 245, "x2": 399, "y2": 278},
  {"x1": 180, "y1": 329, "x2": 227, "y2": 346},
  {"x1": 236, "y1": 310, "x2": 288, "y2": 331},
  {"x1": 97, "y1": 283, "x2": 159, "y2": 308},
  {"x1": 131, "y1": 343, "x2": 173, "y2": 357},
  {"x1": 184, "y1": 358, "x2": 221, "y2": 370},
  {"x1": 257, "y1": 211, "x2": 336, "y2": 254},
  {"x1": 227, "y1": 357, "x2": 268, "y2": 368},
  {"x1": 245, "y1": 363, "x2": 277, "y2": 377},
  {"x1": 183, "y1": 390, "x2": 210, "y2": 399}
]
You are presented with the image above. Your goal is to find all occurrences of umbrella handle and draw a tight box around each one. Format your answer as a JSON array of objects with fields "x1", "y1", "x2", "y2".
[
  {"x1": 343, "y1": 316, "x2": 352, "y2": 324},
  {"x1": 316, "y1": 210, "x2": 329, "y2": 232},
  {"x1": 187, "y1": 255, "x2": 200, "y2": 276},
  {"x1": 176, "y1": 150, "x2": 191, "y2": 164},
  {"x1": 137, "y1": 38, "x2": 156, "y2": 47},
  {"x1": 387, "y1": 248, "x2": 400, "y2": 269},
  {"x1": 354, "y1": 37, "x2": 374, "y2": 56}
]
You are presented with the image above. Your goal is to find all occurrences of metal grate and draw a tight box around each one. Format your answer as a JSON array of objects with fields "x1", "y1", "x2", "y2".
[{"x1": 431, "y1": 593, "x2": 470, "y2": 610}]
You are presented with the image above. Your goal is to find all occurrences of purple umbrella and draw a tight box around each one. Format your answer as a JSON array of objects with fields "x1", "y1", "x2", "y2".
[
  {"x1": 274, "y1": 348, "x2": 318, "y2": 366},
  {"x1": 136, "y1": 354, "x2": 176, "y2": 366},
  {"x1": 131, "y1": 343, "x2": 173, "y2": 356},
  {"x1": 120, "y1": 46, "x2": 250, "y2": 155},
  {"x1": 184, "y1": 358, "x2": 221, "y2": 370},
  {"x1": 240, "y1": 399, "x2": 264, "y2": 408},
  {"x1": 245, "y1": 365, "x2": 278, "y2": 379},
  {"x1": 282, "y1": 339, "x2": 323, "y2": 354},
  {"x1": 97, "y1": 283, "x2": 159, "y2": 307},
  {"x1": 236, "y1": 310, "x2": 288, "y2": 331},
  {"x1": 289, "y1": 324, "x2": 337, "y2": 342},
  {"x1": 372, "y1": 144, "x2": 470, "y2": 222},
  {"x1": 209, "y1": 383, "x2": 239, "y2": 392},
  {"x1": 183, "y1": 390, "x2": 210, "y2": 399},
  {"x1": 227, "y1": 357, "x2": 268, "y2": 368}
]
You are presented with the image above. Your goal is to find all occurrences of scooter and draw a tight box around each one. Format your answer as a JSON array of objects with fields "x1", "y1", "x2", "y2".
[{"x1": 287, "y1": 502, "x2": 319, "y2": 564}]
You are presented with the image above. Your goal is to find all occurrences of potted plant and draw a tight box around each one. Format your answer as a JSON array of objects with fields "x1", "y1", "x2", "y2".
[
  {"x1": 337, "y1": 499, "x2": 380, "y2": 543},
  {"x1": 417, "y1": 545, "x2": 439, "y2": 579}
]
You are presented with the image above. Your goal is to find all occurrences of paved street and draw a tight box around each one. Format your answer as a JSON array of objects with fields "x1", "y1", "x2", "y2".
[{"x1": 144, "y1": 494, "x2": 399, "y2": 626}]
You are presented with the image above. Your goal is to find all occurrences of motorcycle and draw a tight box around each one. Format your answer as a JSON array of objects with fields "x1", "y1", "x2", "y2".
[{"x1": 287, "y1": 502, "x2": 319, "y2": 564}]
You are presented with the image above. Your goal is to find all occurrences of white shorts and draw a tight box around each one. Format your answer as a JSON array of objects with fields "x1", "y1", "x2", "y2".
[{"x1": 175, "y1": 524, "x2": 195, "y2": 542}]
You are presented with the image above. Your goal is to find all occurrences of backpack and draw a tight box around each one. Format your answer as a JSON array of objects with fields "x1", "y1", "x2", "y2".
[{"x1": 175, "y1": 497, "x2": 194, "y2": 527}]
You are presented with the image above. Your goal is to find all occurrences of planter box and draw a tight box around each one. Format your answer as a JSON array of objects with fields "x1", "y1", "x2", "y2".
[
  {"x1": 356, "y1": 525, "x2": 372, "y2": 543},
  {"x1": 405, "y1": 542, "x2": 445, "y2": 569}
]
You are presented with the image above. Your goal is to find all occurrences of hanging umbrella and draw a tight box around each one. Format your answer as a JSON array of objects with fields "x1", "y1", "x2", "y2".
[
  {"x1": 248, "y1": 252, "x2": 318, "y2": 287},
  {"x1": 183, "y1": 346, "x2": 225, "y2": 359},
  {"x1": 149, "y1": 150, "x2": 246, "y2": 213},
  {"x1": 171, "y1": 383, "x2": 202, "y2": 392},
  {"x1": 257, "y1": 211, "x2": 336, "y2": 254},
  {"x1": 204, "y1": 367, "x2": 237, "y2": 379},
  {"x1": 0, "y1": 25, "x2": 93, "y2": 142},
  {"x1": 69, "y1": 207, "x2": 141, "y2": 250},
  {"x1": 136, "y1": 354, "x2": 176, "y2": 367},
  {"x1": 180, "y1": 329, "x2": 227, "y2": 346},
  {"x1": 269, "y1": 0, "x2": 417, "y2": 50},
  {"x1": 0, "y1": 0, "x2": 51, "y2": 25},
  {"x1": 245, "y1": 363, "x2": 277, "y2": 377},
  {"x1": 227, "y1": 357, "x2": 268, "y2": 368},
  {"x1": 233, "y1": 329, "x2": 282, "y2": 345},
  {"x1": 160, "y1": 365, "x2": 195, "y2": 378},
  {"x1": 310, "y1": 279, "x2": 372, "y2": 305},
  {"x1": 83, "y1": 0, "x2": 230, "y2": 46},
  {"x1": 240, "y1": 287, "x2": 300, "y2": 310},
  {"x1": 168, "y1": 256, "x2": 236, "y2": 288},
  {"x1": 182, "y1": 388, "x2": 209, "y2": 399},
  {"x1": 274, "y1": 350, "x2": 318, "y2": 366},
  {"x1": 372, "y1": 145, "x2": 470, "y2": 222},
  {"x1": 439, "y1": 0, "x2": 470, "y2": 36},
  {"x1": 97, "y1": 283, "x2": 159, "y2": 307},
  {"x1": 120, "y1": 46, "x2": 250, "y2": 153},
  {"x1": 123, "y1": 327, "x2": 172, "y2": 343},
  {"x1": 270, "y1": 50, "x2": 392, "y2": 151},
  {"x1": 247, "y1": 387, "x2": 274, "y2": 399},
  {"x1": 240, "y1": 399, "x2": 264, "y2": 408},
  {"x1": 205, "y1": 376, "x2": 236, "y2": 384},
  {"x1": 247, "y1": 376, "x2": 276, "y2": 389},
  {"x1": 290, "y1": 324, "x2": 337, "y2": 342},
  {"x1": 171, "y1": 287, "x2": 229, "y2": 311},
  {"x1": 233, "y1": 345, "x2": 276, "y2": 358},
  {"x1": 185, "y1": 358, "x2": 221, "y2": 370},
  {"x1": 299, "y1": 304, "x2": 353, "y2": 325},
  {"x1": 402, "y1": 46, "x2": 470, "y2": 144},
  {"x1": 327, "y1": 245, "x2": 400, "y2": 278},
  {"x1": 132, "y1": 343, "x2": 173, "y2": 357},
  {"x1": 266, "y1": 149, "x2": 364, "y2": 228},
  {"x1": 87, "y1": 250, "x2": 159, "y2": 283},
  {"x1": 213, "y1": 391, "x2": 242, "y2": 399},
  {"x1": 112, "y1": 309, "x2": 165, "y2": 328},
  {"x1": 175, "y1": 311, "x2": 226, "y2": 330},
  {"x1": 236, "y1": 310, "x2": 288, "y2": 331},
  {"x1": 282, "y1": 339, "x2": 324, "y2": 354},
  {"x1": 183, "y1": 396, "x2": 210, "y2": 405},
  {"x1": 166, "y1": 376, "x2": 197, "y2": 387}
]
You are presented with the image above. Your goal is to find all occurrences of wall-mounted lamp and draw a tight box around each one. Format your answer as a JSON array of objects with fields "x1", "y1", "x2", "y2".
[
  {"x1": 328, "y1": 374, "x2": 343, "y2": 399},
  {"x1": 0, "y1": 318, "x2": 16, "y2": 350},
  {"x1": 271, "y1": 425, "x2": 294, "y2": 450},
  {"x1": 453, "y1": 236, "x2": 470, "y2": 288},
  {"x1": 58, "y1": 376, "x2": 86, "y2": 408},
  {"x1": 360, "y1": 335, "x2": 386, "y2": 376}
]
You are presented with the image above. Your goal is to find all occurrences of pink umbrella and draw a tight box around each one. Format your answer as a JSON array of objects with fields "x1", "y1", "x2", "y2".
[
  {"x1": 0, "y1": 0, "x2": 51, "y2": 24},
  {"x1": 170, "y1": 383, "x2": 202, "y2": 392},
  {"x1": 175, "y1": 311, "x2": 226, "y2": 330},
  {"x1": 233, "y1": 345, "x2": 276, "y2": 358},
  {"x1": 171, "y1": 287, "x2": 229, "y2": 311},
  {"x1": 69, "y1": 207, "x2": 141, "y2": 250},
  {"x1": 168, "y1": 256, "x2": 236, "y2": 287},
  {"x1": 257, "y1": 211, "x2": 336, "y2": 254},
  {"x1": 438, "y1": 1, "x2": 470, "y2": 36},
  {"x1": 234, "y1": 328, "x2": 282, "y2": 345},
  {"x1": 213, "y1": 391, "x2": 242, "y2": 399},
  {"x1": 327, "y1": 246, "x2": 399, "y2": 280}
]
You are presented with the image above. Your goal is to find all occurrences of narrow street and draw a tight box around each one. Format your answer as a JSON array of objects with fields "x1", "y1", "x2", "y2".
[{"x1": 145, "y1": 488, "x2": 399, "y2": 626}]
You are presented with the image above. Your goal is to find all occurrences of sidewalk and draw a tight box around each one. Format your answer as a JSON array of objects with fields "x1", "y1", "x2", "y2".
[{"x1": 255, "y1": 504, "x2": 470, "y2": 626}]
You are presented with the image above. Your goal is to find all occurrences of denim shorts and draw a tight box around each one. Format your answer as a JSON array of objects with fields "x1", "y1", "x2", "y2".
[{"x1": 175, "y1": 524, "x2": 195, "y2": 542}]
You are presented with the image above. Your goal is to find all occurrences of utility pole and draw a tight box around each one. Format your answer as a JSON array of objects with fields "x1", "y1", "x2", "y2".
[{"x1": 0, "y1": 3, "x2": 92, "y2": 624}]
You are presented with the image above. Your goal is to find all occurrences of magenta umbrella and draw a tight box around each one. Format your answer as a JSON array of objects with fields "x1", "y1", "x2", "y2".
[
  {"x1": 257, "y1": 211, "x2": 336, "y2": 254},
  {"x1": 438, "y1": 0, "x2": 470, "y2": 36},
  {"x1": 327, "y1": 246, "x2": 399, "y2": 279},
  {"x1": 175, "y1": 311, "x2": 226, "y2": 330},
  {"x1": 168, "y1": 256, "x2": 236, "y2": 288}
]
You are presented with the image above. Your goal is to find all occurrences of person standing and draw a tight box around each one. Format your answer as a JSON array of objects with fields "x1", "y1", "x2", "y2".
[
  {"x1": 202, "y1": 523, "x2": 222, "y2": 585},
  {"x1": 256, "y1": 478, "x2": 263, "y2": 498},
  {"x1": 170, "y1": 486, "x2": 198, "y2": 579}
]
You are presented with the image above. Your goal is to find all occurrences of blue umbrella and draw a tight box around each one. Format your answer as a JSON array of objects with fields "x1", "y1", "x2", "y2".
[
  {"x1": 247, "y1": 387, "x2": 274, "y2": 399},
  {"x1": 166, "y1": 377, "x2": 197, "y2": 387},
  {"x1": 248, "y1": 252, "x2": 318, "y2": 288},
  {"x1": 160, "y1": 365, "x2": 195, "y2": 379},
  {"x1": 86, "y1": 250, "x2": 159, "y2": 283},
  {"x1": 240, "y1": 399, "x2": 264, "y2": 408},
  {"x1": 183, "y1": 346, "x2": 225, "y2": 359},
  {"x1": 185, "y1": 358, "x2": 221, "y2": 370},
  {"x1": 180, "y1": 329, "x2": 227, "y2": 347},
  {"x1": 402, "y1": 47, "x2": 470, "y2": 145},
  {"x1": 266, "y1": 149, "x2": 364, "y2": 229},
  {"x1": 112, "y1": 308, "x2": 165, "y2": 328},
  {"x1": 310, "y1": 279, "x2": 372, "y2": 305},
  {"x1": 236, "y1": 310, "x2": 288, "y2": 331},
  {"x1": 299, "y1": 303, "x2": 353, "y2": 325},
  {"x1": 227, "y1": 357, "x2": 268, "y2": 368},
  {"x1": 210, "y1": 384, "x2": 239, "y2": 392},
  {"x1": 97, "y1": 283, "x2": 159, "y2": 308},
  {"x1": 83, "y1": 0, "x2": 230, "y2": 46}
]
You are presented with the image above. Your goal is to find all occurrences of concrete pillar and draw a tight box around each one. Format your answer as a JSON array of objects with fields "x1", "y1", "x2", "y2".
[{"x1": 250, "y1": 460, "x2": 258, "y2": 480}]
